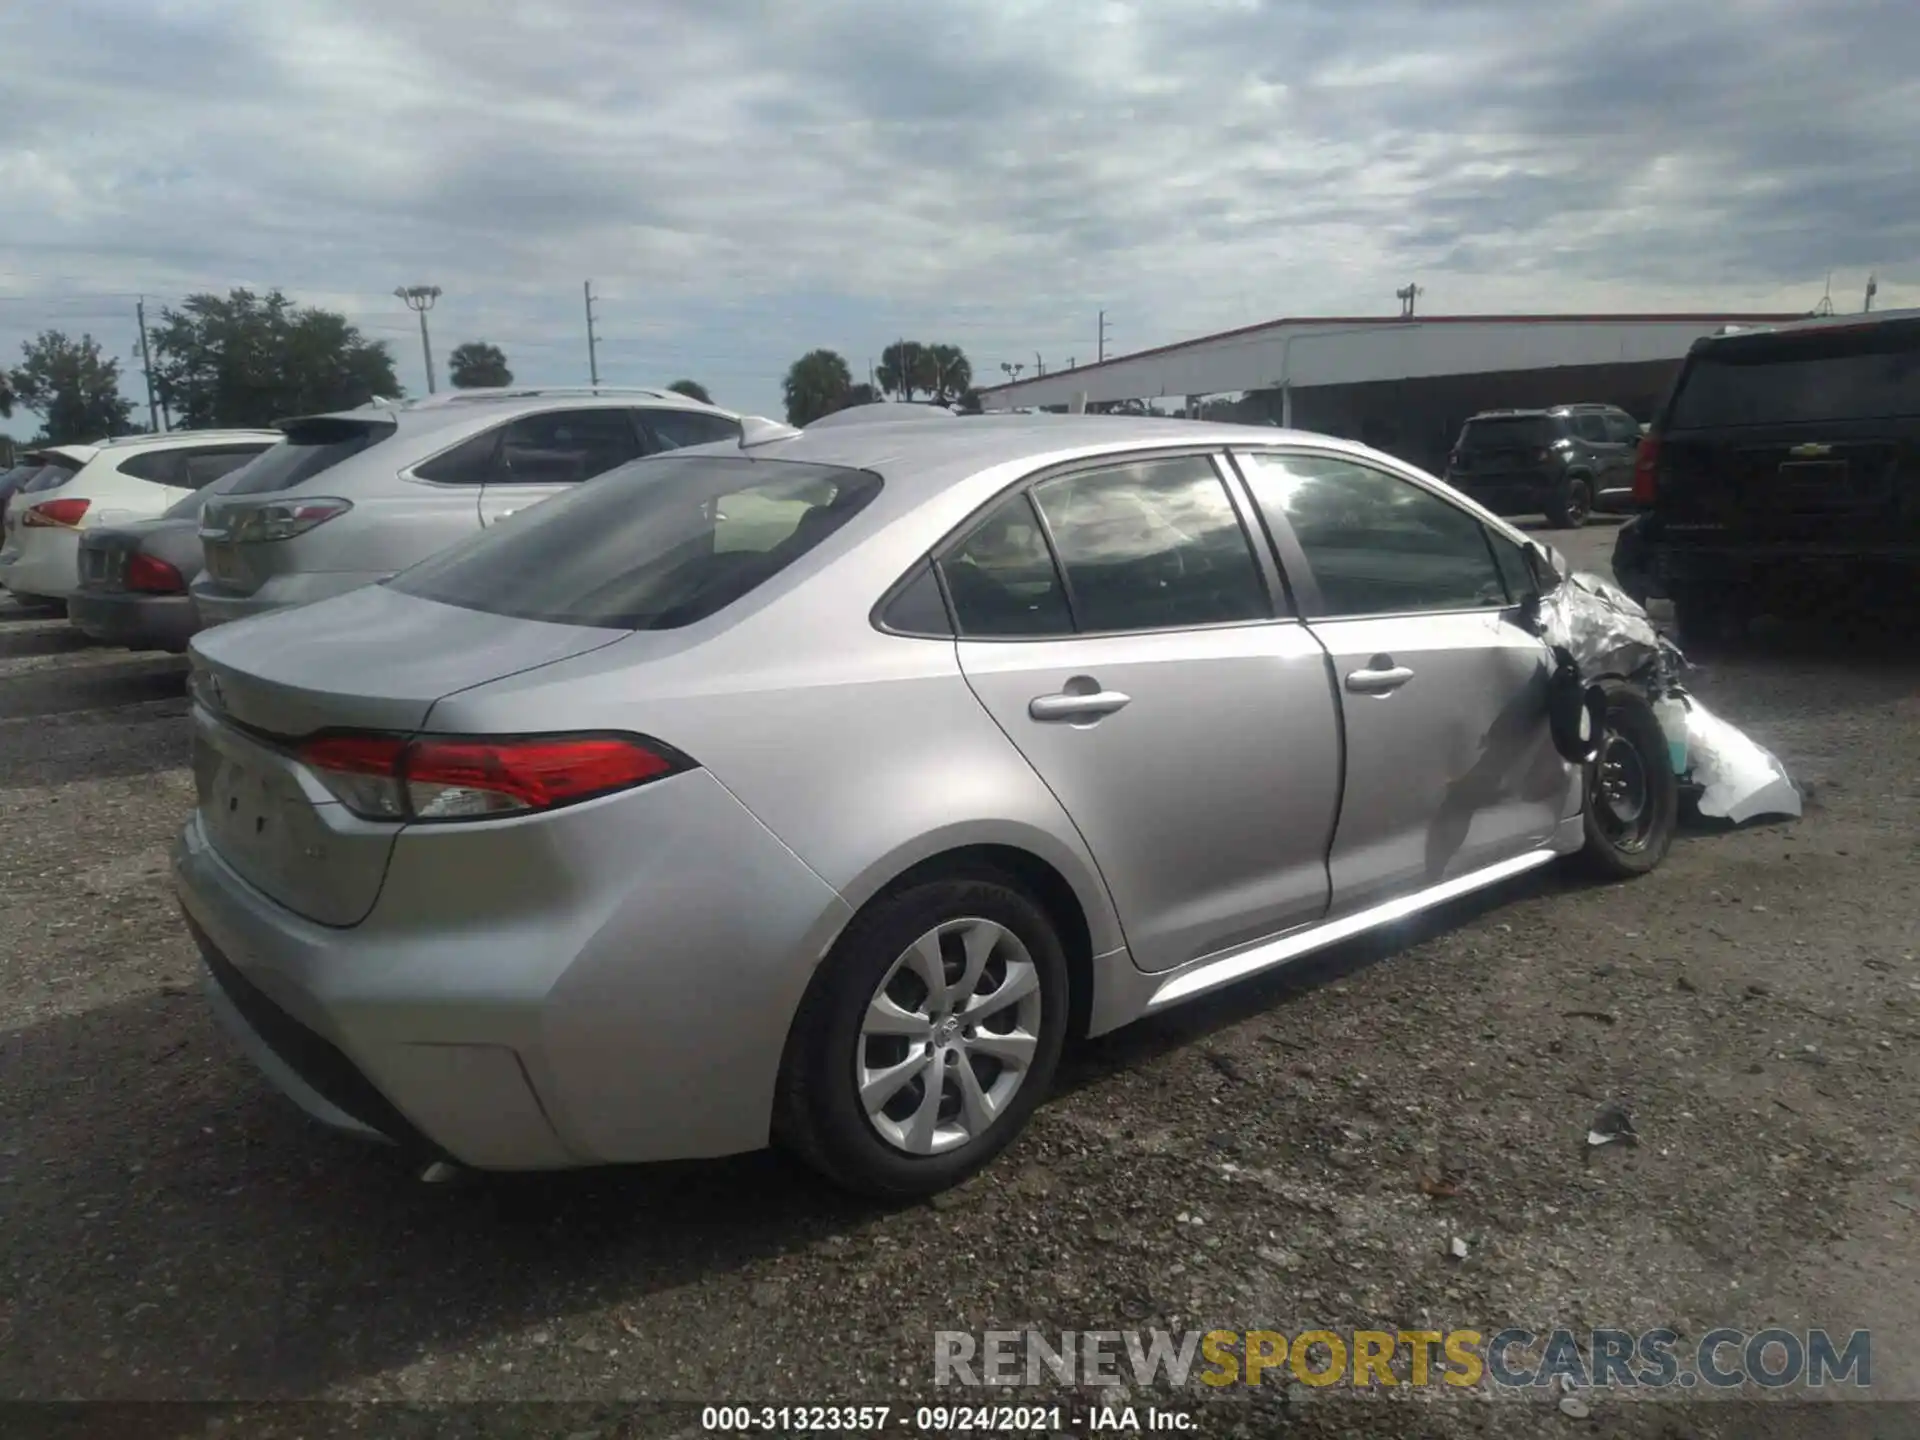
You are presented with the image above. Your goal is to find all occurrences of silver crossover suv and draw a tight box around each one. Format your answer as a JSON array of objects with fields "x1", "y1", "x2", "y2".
[
  {"x1": 173, "y1": 414, "x2": 1676, "y2": 1196},
  {"x1": 191, "y1": 387, "x2": 743, "y2": 624}
]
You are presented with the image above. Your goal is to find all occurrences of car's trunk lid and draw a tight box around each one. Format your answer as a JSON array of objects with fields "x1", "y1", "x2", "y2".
[
  {"x1": 187, "y1": 583, "x2": 631, "y2": 924},
  {"x1": 78, "y1": 520, "x2": 171, "y2": 592}
]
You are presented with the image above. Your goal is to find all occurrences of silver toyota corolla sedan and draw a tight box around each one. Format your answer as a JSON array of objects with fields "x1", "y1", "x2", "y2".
[{"x1": 173, "y1": 414, "x2": 1675, "y2": 1197}]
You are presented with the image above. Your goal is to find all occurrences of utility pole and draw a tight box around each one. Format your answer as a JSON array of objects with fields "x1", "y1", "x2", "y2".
[
  {"x1": 1864, "y1": 273, "x2": 1879, "y2": 313},
  {"x1": 394, "y1": 285, "x2": 442, "y2": 393},
  {"x1": 1035, "y1": 352, "x2": 1044, "y2": 377},
  {"x1": 1098, "y1": 311, "x2": 1111, "y2": 364},
  {"x1": 135, "y1": 298, "x2": 162, "y2": 433},
  {"x1": 584, "y1": 281, "x2": 601, "y2": 386}
]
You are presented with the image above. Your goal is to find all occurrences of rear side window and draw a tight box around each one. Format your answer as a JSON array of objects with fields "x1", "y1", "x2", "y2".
[
  {"x1": 1459, "y1": 416, "x2": 1555, "y2": 448},
  {"x1": 942, "y1": 494, "x2": 1073, "y2": 637},
  {"x1": 1031, "y1": 456, "x2": 1269, "y2": 632},
  {"x1": 416, "y1": 408, "x2": 642, "y2": 486},
  {"x1": 387, "y1": 457, "x2": 880, "y2": 630},
  {"x1": 1668, "y1": 325, "x2": 1920, "y2": 428},
  {"x1": 641, "y1": 409, "x2": 741, "y2": 452},
  {"x1": 182, "y1": 446, "x2": 270, "y2": 488},
  {"x1": 227, "y1": 419, "x2": 395, "y2": 494},
  {"x1": 1603, "y1": 412, "x2": 1642, "y2": 445},
  {"x1": 1571, "y1": 412, "x2": 1610, "y2": 443},
  {"x1": 117, "y1": 450, "x2": 183, "y2": 484}
]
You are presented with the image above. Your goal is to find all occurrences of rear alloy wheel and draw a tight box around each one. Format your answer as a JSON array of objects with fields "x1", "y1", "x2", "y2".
[
  {"x1": 1575, "y1": 679, "x2": 1677, "y2": 879},
  {"x1": 1545, "y1": 475, "x2": 1593, "y2": 529},
  {"x1": 775, "y1": 875, "x2": 1068, "y2": 1198}
]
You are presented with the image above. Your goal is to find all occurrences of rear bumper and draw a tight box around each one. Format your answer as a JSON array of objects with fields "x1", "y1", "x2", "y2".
[
  {"x1": 68, "y1": 589, "x2": 200, "y2": 651},
  {"x1": 1650, "y1": 539, "x2": 1920, "y2": 589},
  {"x1": 1444, "y1": 471, "x2": 1559, "y2": 514},
  {"x1": 171, "y1": 768, "x2": 854, "y2": 1170},
  {"x1": 0, "y1": 528, "x2": 82, "y2": 599},
  {"x1": 191, "y1": 569, "x2": 388, "y2": 627}
]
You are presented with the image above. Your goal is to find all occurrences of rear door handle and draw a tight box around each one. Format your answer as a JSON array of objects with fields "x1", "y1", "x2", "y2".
[
  {"x1": 1029, "y1": 689, "x2": 1132, "y2": 722},
  {"x1": 1345, "y1": 659, "x2": 1414, "y2": 695}
]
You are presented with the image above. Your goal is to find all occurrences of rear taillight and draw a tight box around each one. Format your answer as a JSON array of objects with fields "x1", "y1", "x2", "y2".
[
  {"x1": 225, "y1": 497, "x2": 353, "y2": 544},
  {"x1": 297, "y1": 731, "x2": 692, "y2": 822},
  {"x1": 24, "y1": 498, "x2": 91, "y2": 528},
  {"x1": 125, "y1": 552, "x2": 186, "y2": 594},
  {"x1": 1632, "y1": 435, "x2": 1661, "y2": 504}
]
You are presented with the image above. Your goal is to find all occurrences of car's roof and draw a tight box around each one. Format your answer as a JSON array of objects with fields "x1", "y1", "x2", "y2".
[
  {"x1": 1696, "y1": 307, "x2": 1920, "y2": 346},
  {"x1": 706, "y1": 412, "x2": 1388, "y2": 497},
  {"x1": 292, "y1": 387, "x2": 739, "y2": 434},
  {"x1": 1464, "y1": 404, "x2": 1612, "y2": 420},
  {"x1": 94, "y1": 428, "x2": 281, "y2": 451}
]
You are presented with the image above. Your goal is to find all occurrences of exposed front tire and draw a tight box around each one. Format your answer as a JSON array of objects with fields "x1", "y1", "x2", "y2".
[
  {"x1": 1575, "y1": 680, "x2": 1678, "y2": 879},
  {"x1": 775, "y1": 873, "x2": 1069, "y2": 1199},
  {"x1": 1545, "y1": 474, "x2": 1594, "y2": 529}
]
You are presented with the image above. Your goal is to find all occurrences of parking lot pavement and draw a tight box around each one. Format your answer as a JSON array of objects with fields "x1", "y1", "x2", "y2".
[{"x1": 2, "y1": 542, "x2": 1917, "y2": 1437}]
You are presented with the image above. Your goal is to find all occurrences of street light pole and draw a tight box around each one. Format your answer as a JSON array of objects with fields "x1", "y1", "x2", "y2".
[{"x1": 395, "y1": 285, "x2": 442, "y2": 393}]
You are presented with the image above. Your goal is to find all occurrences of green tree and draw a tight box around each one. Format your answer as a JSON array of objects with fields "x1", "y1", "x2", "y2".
[
  {"x1": 875, "y1": 340, "x2": 933, "y2": 401},
  {"x1": 0, "y1": 369, "x2": 14, "y2": 419},
  {"x1": 782, "y1": 349, "x2": 853, "y2": 426},
  {"x1": 843, "y1": 381, "x2": 877, "y2": 406},
  {"x1": 666, "y1": 378, "x2": 712, "y2": 405},
  {"x1": 925, "y1": 343, "x2": 972, "y2": 404},
  {"x1": 448, "y1": 341, "x2": 512, "y2": 388},
  {"x1": 9, "y1": 331, "x2": 135, "y2": 444},
  {"x1": 149, "y1": 288, "x2": 400, "y2": 429}
]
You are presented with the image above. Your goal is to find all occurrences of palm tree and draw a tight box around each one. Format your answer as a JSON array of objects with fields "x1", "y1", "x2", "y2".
[
  {"x1": 782, "y1": 349, "x2": 853, "y2": 426},
  {"x1": 876, "y1": 340, "x2": 933, "y2": 401},
  {"x1": 447, "y1": 341, "x2": 512, "y2": 388},
  {"x1": 666, "y1": 379, "x2": 712, "y2": 404},
  {"x1": 925, "y1": 344, "x2": 972, "y2": 404}
]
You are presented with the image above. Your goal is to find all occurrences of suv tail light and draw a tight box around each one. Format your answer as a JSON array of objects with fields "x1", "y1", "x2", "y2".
[
  {"x1": 1631, "y1": 435, "x2": 1661, "y2": 504},
  {"x1": 297, "y1": 731, "x2": 693, "y2": 822},
  {"x1": 24, "y1": 498, "x2": 91, "y2": 528},
  {"x1": 226, "y1": 498, "x2": 353, "y2": 544},
  {"x1": 125, "y1": 552, "x2": 187, "y2": 594}
]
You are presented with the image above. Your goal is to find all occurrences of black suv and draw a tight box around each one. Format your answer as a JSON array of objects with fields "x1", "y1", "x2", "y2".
[
  {"x1": 1625, "y1": 310, "x2": 1919, "y2": 642},
  {"x1": 1444, "y1": 404, "x2": 1643, "y2": 528}
]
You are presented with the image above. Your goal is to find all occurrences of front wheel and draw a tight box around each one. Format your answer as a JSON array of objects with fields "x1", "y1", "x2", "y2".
[
  {"x1": 775, "y1": 874, "x2": 1069, "y2": 1198},
  {"x1": 1575, "y1": 680, "x2": 1678, "y2": 879}
]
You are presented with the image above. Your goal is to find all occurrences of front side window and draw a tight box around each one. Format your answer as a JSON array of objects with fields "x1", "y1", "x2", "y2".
[
  {"x1": 1030, "y1": 455, "x2": 1268, "y2": 633},
  {"x1": 388, "y1": 456, "x2": 880, "y2": 630},
  {"x1": 1238, "y1": 452, "x2": 1509, "y2": 618},
  {"x1": 1604, "y1": 412, "x2": 1642, "y2": 445},
  {"x1": 1572, "y1": 412, "x2": 1610, "y2": 443},
  {"x1": 940, "y1": 493, "x2": 1072, "y2": 637}
]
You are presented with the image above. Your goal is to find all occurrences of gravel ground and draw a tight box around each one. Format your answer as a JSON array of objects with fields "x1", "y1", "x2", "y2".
[{"x1": 2, "y1": 524, "x2": 1916, "y2": 1440}]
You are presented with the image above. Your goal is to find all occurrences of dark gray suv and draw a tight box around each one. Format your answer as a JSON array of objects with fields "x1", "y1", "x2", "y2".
[{"x1": 1444, "y1": 404, "x2": 1643, "y2": 528}]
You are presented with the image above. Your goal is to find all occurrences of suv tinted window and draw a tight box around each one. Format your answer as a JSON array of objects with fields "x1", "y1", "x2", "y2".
[
  {"x1": 388, "y1": 457, "x2": 879, "y2": 630},
  {"x1": 228, "y1": 418, "x2": 395, "y2": 494},
  {"x1": 1239, "y1": 452, "x2": 1508, "y2": 618},
  {"x1": 1669, "y1": 324, "x2": 1920, "y2": 428},
  {"x1": 182, "y1": 446, "x2": 270, "y2": 488},
  {"x1": 117, "y1": 450, "x2": 182, "y2": 484},
  {"x1": 641, "y1": 409, "x2": 741, "y2": 452},
  {"x1": 1031, "y1": 455, "x2": 1268, "y2": 632},
  {"x1": 417, "y1": 408, "x2": 642, "y2": 486},
  {"x1": 1571, "y1": 412, "x2": 1610, "y2": 443},
  {"x1": 1603, "y1": 412, "x2": 1642, "y2": 445},
  {"x1": 941, "y1": 493, "x2": 1073, "y2": 637},
  {"x1": 1459, "y1": 415, "x2": 1555, "y2": 449}
]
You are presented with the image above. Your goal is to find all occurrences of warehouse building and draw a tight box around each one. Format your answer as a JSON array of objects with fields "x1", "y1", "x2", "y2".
[{"x1": 977, "y1": 312, "x2": 1806, "y2": 474}]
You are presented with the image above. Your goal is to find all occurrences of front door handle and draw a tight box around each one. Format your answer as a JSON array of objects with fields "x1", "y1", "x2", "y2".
[
  {"x1": 1029, "y1": 689, "x2": 1132, "y2": 722},
  {"x1": 1345, "y1": 657, "x2": 1415, "y2": 695}
]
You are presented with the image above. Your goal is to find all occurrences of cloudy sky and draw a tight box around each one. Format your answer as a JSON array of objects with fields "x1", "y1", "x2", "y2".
[{"x1": 2, "y1": 0, "x2": 1914, "y2": 432}]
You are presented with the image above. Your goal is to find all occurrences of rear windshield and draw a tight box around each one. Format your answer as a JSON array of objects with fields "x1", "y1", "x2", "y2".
[
  {"x1": 23, "y1": 459, "x2": 84, "y2": 493},
  {"x1": 225, "y1": 417, "x2": 394, "y2": 494},
  {"x1": 1667, "y1": 324, "x2": 1920, "y2": 429},
  {"x1": 1458, "y1": 416, "x2": 1556, "y2": 447},
  {"x1": 388, "y1": 456, "x2": 883, "y2": 630}
]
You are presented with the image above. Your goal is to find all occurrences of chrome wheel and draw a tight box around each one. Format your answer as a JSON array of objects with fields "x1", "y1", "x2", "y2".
[
  {"x1": 1565, "y1": 478, "x2": 1593, "y2": 525},
  {"x1": 1595, "y1": 730, "x2": 1654, "y2": 852},
  {"x1": 856, "y1": 917, "x2": 1044, "y2": 1155}
]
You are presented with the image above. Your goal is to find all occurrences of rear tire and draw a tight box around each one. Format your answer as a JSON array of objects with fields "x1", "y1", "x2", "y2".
[
  {"x1": 1545, "y1": 475, "x2": 1594, "y2": 529},
  {"x1": 775, "y1": 872, "x2": 1069, "y2": 1199},
  {"x1": 1575, "y1": 680, "x2": 1677, "y2": 879}
]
